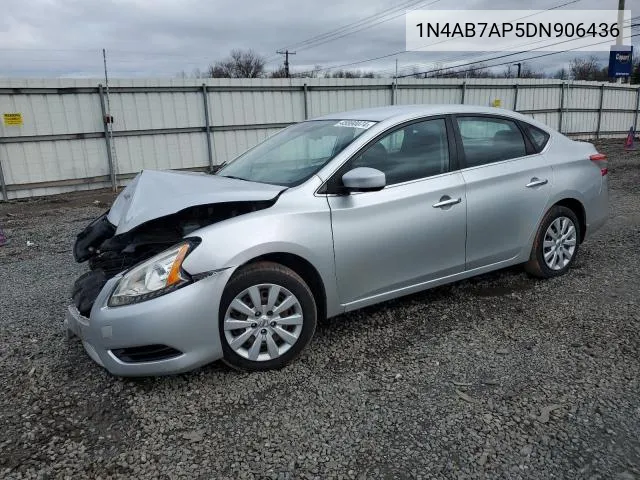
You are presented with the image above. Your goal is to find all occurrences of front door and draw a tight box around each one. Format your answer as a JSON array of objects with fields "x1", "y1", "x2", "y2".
[{"x1": 324, "y1": 117, "x2": 467, "y2": 307}]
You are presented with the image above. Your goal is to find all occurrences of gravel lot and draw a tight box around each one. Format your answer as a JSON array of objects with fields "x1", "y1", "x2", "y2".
[{"x1": 1, "y1": 139, "x2": 639, "y2": 479}]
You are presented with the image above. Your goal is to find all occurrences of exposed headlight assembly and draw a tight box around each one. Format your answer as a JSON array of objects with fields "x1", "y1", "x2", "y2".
[{"x1": 108, "y1": 240, "x2": 197, "y2": 307}]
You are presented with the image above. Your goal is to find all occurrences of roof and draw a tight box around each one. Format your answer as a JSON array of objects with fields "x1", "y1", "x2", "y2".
[{"x1": 313, "y1": 104, "x2": 526, "y2": 122}]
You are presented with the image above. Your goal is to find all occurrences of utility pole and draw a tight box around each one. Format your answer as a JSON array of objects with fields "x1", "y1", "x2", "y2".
[
  {"x1": 616, "y1": 0, "x2": 624, "y2": 84},
  {"x1": 393, "y1": 58, "x2": 398, "y2": 105},
  {"x1": 514, "y1": 62, "x2": 522, "y2": 78},
  {"x1": 102, "y1": 48, "x2": 117, "y2": 192},
  {"x1": 276, "y1": 49, "x2": 296, "y2": 78}
]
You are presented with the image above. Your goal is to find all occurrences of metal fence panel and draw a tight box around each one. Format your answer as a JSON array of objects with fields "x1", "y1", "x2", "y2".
[
  {"x1": 112, "y1": 133, "x2": 208, "y2": 175},
  {"x1": 396, "y1": 86, "x2": 461, "y2": 105},
  {"x1": 0, "y1": 138, "x2": 107, "y2": 185},
  {"x1": 0, "y1": 77, "x2": 637, "y2": 200},
  {"x1": 0, "y1": 92, "x2": 103, "y2": 137},
  {"x1": 109, "y1": 91, "x2": 204, "y2": 130},
  {"x1": 563, "y1": 111, "x2": 600, "y2": 134},
  {"x1": 210, "y1": 90, "x2": 304, "y2": 126},
  {"x1": 465, "y1": 86, "x2": 512, "y2": 109},
  {"x1": 603, "y1": 88, "x2": 636, "y2": 110},
  {"x1": 565, "y1": 84, "x2": 600, "y2": 110},
  {"x1": 525, "y1": 111, "x2": 562, "y2": 131},
  {"x1": 308, "y1": 87, "x2": 391, "y2": 118},
  {"x1": 600, "y1": 111, "x2": 636, "y2": 133},
  {"x1": 516, "y1": 86, "x2": 563, "y2": 111}
]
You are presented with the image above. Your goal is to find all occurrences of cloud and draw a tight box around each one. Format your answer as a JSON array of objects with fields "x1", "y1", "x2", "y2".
[{"x1": 0, "y1": 0, "x2": 634, "y2": 78}]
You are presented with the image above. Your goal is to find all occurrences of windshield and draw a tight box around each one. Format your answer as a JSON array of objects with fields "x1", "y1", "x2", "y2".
[{"x1": 216, "y1": 119, "x2": 376, "y2": 187}]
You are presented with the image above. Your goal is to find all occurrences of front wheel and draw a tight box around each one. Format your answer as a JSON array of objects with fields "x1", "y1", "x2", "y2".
[
  {"x1": 218, "y1": 261, "x2": 317, "y2": 371},
  {"x1": 525, "y1": 205, "x2": 581, "y2": 278}
]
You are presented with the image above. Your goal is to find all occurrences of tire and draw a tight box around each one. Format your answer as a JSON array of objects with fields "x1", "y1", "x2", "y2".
[
  {"x1": 218, "y1": 261, "x2": 317, "y2": 371},
  {"x1": 525, "y1": 205, "x2": 581, "y2": 279}
]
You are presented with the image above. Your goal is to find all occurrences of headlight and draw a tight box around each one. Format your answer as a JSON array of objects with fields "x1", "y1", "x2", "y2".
[{"x1": 108, "y1": 242, "x2": 194, "y2": 307}]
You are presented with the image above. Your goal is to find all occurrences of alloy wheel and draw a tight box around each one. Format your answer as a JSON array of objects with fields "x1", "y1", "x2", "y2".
[
  {"x1": 223, "y1": 283, "x2": 304, "y2": 361},
  {"x1": 543, "y1": 216, "x2": 577, "y2": 270}
]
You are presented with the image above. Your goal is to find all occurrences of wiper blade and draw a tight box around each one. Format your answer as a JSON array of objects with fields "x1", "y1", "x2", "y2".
[
  {"x1": 218, "y1": 175, "x2": 248, "y2": 182},
  {"x1": 209, "y1": 161, "x2": 227, "y2": 174}
]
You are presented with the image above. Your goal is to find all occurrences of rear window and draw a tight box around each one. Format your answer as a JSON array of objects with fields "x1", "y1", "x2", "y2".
[
  {"x1": 456, "y1": 116, "x2": 527, "y2": 167},
  {"x1": 522, "y1": 123, "x2": 550, "y2": 152}
]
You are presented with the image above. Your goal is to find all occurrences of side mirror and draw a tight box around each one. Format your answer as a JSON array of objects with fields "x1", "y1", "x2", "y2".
[{"x1": 341, "y1": 167, "x2": 386, "y2": 193}]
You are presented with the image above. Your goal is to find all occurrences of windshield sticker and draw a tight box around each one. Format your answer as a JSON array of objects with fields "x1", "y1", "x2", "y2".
[{"x1": 334, "y1": 120, "x2": 376, "y2": 129}]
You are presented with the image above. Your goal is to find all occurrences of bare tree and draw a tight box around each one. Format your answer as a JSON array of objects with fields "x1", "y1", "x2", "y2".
[
  {"x1": 517, "y1": 63, "x2": 545, "y2": 79},
  {"x1": 268, "y1": 65, "x2": 288, "y2": 78},
  {"x1": 410, "y1": 66, "x2": 425, "y2": 79},
  {"x1": 569, "y1": 56, "x2": 608, "y2": 81},
  {"x1": 501, "y1": 65, "x2": 513, "y2": 78},
  {"x1": 322, "y1": 69, "x2": 377, "y2": 78},
  {"x1": 207, "y1": 49, "x2": 266, "y2": 78},
  {"x1": 309, "y1": 65, "x2": 323, "y2": 78},
  {"x1": 435, "y1": 63, "x2": 492, "y2": 78},
  {"x1": 552, "y1": 67, "x2": 569, "y2": 80}
]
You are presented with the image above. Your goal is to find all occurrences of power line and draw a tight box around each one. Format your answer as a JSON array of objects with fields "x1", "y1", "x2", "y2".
[
  {"x1": 275, "y1": 0, "x2": 435, "y2": 54},
  {"x1": 398, "y1": 32, "x2": 640, "y2": 78},
  {"x1": 397, "y1": 15, "x2": 639, "y2": 78},
  {"x1": 384, "y1": 20, "x2": 638, "y2": 77},
  {"x1": 293, "y1": 0, "x2": 584, "y2": 76},
  {"x1": 264, "y1": 0, "x2": 442, "y2": 64},
  {"x1": 363, "y1": 14, "x2": 639, "y2": 77},
  {"x1": 294, "y1": 0, "x2": 443, "y2": 54}
]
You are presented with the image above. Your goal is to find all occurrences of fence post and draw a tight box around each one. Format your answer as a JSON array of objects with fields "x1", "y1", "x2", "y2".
[
  {"x1": 513, "y1": 83, "x2": 518, "y2": 111},
  {"x1": 303, "y1": 84, "x2": 309, "y2": 119},
  {"x1": 558, "y1": 82, "x2": 565, "y2": 134},
  {"x1": 98, "y1": 84, "x2": 116, "y2": 191},
  {"x1": 0, "y1": 148, "x2": 7, "y2": 201},
  {"x1": 390, "y1": 82, "x2": 396, "y2": 105},
  {"x1": 633, "y1": 87, "x2": 640, "y2": 133},
  {"x1": 596, "y1": 83, "x2": 605, "y2": 139},
  {"x1": 461, "y1": 81, "x2": 466, "y2": 104},
  {"x1": 201, "y1": 84, "x2": 214, "y2": 170}
]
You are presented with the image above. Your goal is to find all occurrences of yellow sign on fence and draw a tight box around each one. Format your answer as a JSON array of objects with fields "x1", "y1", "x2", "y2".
[
  {"x1": 3, "y1": 113, "x2": 23, "y2": 126},
  {"x1": 492, "y1": 99, "x2": 502, "y2": 108}
]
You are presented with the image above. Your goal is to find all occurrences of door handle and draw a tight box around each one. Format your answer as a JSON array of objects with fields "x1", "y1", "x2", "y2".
[
  {"x1": 526, "y1": 178, "x2": 548, "y2": 188},
  {"x1": 432, "y1": 196, "x2": 462, "y2": 208}
]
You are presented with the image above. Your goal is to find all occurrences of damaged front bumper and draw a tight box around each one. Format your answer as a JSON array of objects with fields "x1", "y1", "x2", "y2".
[{"x1": 64, "y1": 269, "x2": 234, "y2": 376}]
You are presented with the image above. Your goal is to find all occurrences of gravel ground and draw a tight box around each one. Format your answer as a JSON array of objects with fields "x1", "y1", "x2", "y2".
[{"x1": 1, "y1": 139, "x2": 639, "y2": 479}]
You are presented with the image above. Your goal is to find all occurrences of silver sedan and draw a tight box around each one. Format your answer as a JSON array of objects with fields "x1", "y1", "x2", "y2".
[{"x1": 66, "y1": 104, "x2": 608, "y2": 376}]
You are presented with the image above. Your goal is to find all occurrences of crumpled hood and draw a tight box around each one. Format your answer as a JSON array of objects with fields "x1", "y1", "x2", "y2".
[{"x1": 107, "y1": 170, "x2": 285, "y2": 234}]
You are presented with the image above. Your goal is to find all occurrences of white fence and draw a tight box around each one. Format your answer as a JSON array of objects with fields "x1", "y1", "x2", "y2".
[{"x1": 0, "y1": 77, "x2": 638, "y2": 200}]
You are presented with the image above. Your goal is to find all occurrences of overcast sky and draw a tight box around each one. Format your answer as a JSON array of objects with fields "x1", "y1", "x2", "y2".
[{"x1": 0, "y1": 0, "x2": 635, "y2": 78}]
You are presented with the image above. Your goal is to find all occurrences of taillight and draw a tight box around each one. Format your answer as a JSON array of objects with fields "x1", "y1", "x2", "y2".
[{"x1": 590, "y1": 153, "x2": 608, "y2": 176}]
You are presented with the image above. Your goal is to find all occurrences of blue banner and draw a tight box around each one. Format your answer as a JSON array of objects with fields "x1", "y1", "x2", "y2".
[{"x1": 609, "y1": 45, "x2": 633, "y2": 77}]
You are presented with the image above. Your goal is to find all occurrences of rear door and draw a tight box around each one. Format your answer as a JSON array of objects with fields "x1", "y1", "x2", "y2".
[{"x1": 453, "y1": 115, "x2": 553, "y2": 270}]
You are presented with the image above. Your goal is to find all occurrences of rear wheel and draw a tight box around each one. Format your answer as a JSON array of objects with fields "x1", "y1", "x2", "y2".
[
  {"x1": 219, "y1": 261, "x2": 317, "y2": 371},
  {"x1": 525, "y1": 205, "x2": 580, "y2": 278}
]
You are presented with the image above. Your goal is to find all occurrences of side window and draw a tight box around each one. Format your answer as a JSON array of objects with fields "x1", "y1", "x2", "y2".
[
  {"x1": 456, "y1": 116, "x2": 527, "y2": 167},
  {"x1": 378, "y1": 129, "x2": 404, "y2": 154},
  {"x1": 349, "y1": 118, "x2": 450, "y2": 186},
  {"x1": 522, "y1": 123, "x2": 550, "y2": 152}
]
